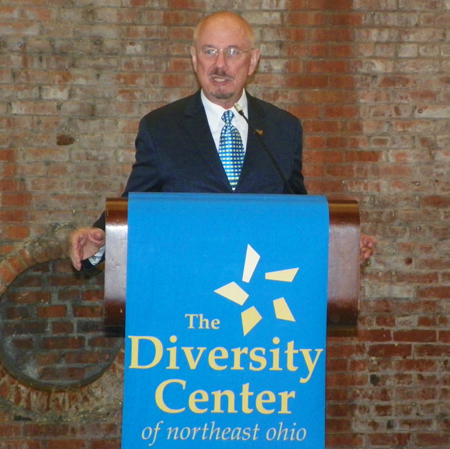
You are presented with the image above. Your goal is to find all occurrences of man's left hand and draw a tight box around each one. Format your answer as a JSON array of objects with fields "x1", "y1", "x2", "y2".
[{"x1": 360, "y1": 234, "x2": 376, "y2": 264}]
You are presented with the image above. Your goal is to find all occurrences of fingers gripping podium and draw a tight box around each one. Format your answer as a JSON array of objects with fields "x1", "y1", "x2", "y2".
[{"x1": 102, "y1": 196, "x2": 360, "y2": 331}]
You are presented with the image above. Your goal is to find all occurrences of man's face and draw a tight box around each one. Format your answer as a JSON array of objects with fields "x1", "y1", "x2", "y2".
[{"x1": 191, "y1": 14, "x2": 260, "y2": 109}]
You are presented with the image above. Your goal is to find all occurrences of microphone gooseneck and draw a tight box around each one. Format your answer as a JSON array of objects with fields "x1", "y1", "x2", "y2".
[{"x1": 234, "y1": 103, "x2": 294, "y2": 194}]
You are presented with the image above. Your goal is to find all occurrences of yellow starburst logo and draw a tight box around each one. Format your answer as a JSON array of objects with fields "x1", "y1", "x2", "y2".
[{"x1": 214, "y1": 244, "x2": 299, "y2": 336}]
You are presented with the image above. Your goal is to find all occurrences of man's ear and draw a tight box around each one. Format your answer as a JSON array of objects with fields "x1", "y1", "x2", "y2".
[
  {"x1": 190, "y1": 46, "x2": 198, "y2": 72},
  {"x1": 248, "y1": 48, "x2": 260, "y2": 76}
]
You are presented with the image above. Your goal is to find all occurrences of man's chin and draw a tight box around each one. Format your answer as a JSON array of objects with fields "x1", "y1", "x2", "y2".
[{"x1": 210, "y1": 90, "x2": 235, "y2": 101}]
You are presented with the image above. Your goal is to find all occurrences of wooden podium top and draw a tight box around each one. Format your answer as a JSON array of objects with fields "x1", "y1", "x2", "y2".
[{"x1": 103, "y1": 197, "x2": 360, "y2": 330}]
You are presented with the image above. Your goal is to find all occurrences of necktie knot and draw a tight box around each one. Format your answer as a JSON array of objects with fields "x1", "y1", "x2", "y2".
[{"x1": 222, "y1": 110, "x2": 234, "y2": 125}]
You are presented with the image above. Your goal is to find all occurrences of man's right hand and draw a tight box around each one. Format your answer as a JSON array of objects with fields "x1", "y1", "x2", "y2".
[{"x1": 70, "y1": 227, "x2": 105, "y2": 271}]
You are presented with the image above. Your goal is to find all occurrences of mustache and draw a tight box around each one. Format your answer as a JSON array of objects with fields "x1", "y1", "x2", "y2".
[{"x1": 208, "y1": 69, "x2": 234, "y2": 81}]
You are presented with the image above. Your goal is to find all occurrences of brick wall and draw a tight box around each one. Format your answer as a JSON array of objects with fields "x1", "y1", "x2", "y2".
[
  {"x1": 1, "y1": 0, "x2": 450, "y2": 447},
  {"x1": 0, "y1": 260, "x2": 122, "y2": 390}
]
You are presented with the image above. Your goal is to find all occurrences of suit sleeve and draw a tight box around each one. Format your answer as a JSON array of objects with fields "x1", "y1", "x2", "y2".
[
  {"x1": 89, "y1": 116, "x2": 161, "y2": 234},
  {"x1": 286, "y1": 118, "x2": 307, "y2": 195},
  {"x1": 122, "y1": 117, "x2": 163, "y2": 194}
]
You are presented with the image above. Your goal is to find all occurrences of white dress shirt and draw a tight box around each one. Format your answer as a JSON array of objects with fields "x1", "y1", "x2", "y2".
[{"x1": 201, "y1": 89, "x2": 249, "y2": 152}]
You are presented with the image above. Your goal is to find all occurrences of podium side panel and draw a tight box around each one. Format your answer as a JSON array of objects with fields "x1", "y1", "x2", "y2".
[
  {"x1": 104, "y1": 198, "x2": 128, "y2": 327},
  {"x1": 328, "y1": 200, "x2": 360, "y2": 327}
]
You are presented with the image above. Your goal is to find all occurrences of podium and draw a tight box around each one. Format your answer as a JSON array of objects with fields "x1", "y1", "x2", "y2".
[
  {"x1": 109, "y1": 193, "x2": 359, "y2": 449},
  {"x1": 114, "y1": 193, "x2": 360, "y2": 448},
  {"x1": 103, "y1": 196, "x2": 360, "y2": 330}
]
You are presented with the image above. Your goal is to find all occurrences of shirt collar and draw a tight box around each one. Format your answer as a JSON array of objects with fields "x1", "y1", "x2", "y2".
[{"x1": 201, "y1": 90, "x2": 248, "y2": 128}]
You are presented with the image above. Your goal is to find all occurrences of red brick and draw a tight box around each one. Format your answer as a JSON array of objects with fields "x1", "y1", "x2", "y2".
[
  {"x1": 0, "y1": 423, "x2": 22, "y2": 438},
  {"x1": 330, "y1": 12, "x2": 363, "y2": 26},
  {"x1": 5, "y1": 321, "x2": 47, "y2": 335},
  {"x1": 304, "y1": 136, "x2": 326, "y2": 149},
  {"x1": 368, "y1": 433, "x2": 412, "y2": 446},
  {"x1": 311, "y1": 28, "x2": 353, "y2": 42},
  {"x1": 368, "y1": 344, "x2": 413, "y2": 358},
  {"x1": 439, "y1": 331, "x2": 450, "y2": 343},
  {"x1": 415, "y1": 344, "x2": 450, "y2": 357},
  {"x1": 417, "y1": 286, "x2": 450, "y2": 299},
  {"x1": 91, "y1": 440, "x2": 122, "y2": 449},
  {"x1": 326, "y1": 433, "x2": 365, "y2": 447},
  {"x1": 42, "y1": 337, "x2": 85, "y2": 350},
  {"x1": 306, "y1": 60, "x2": 350, "y2": 73},
  {"x1": 51, "y1": 322, "x2": 74, "y2": 334},
  {"x1": 40, "y1": 368, "x2": 85, "y2": 382},
  {"x1": 81, "y1": 290, "x2": 103, "y2": 302},
  {"x1": 347, "y1": 150, "x2": 384, "y2": 162},
  {"x1": 37, "y1": 305, "x2": 67, "y2": 318},
  {"x1": 327, "y1": 373, "x2": 369, "y2": 388},
  {"x1": 0, "y1": 442, "x2": 42, "y2": 449},
  {"x1": 13, "y1": 338, "x2": 34, "y2": 350},
  {"x1": 65, "y1": 351, "x2": 112, "y2": 364},
  {"x1": 87, "y1": 337, "x2": 120, "y2": 348},
  {"x1": 394, "y1": 359, "x2": 438, "y2": 372},
  {"x1": 326, "y1": 165, "x2": 356, "y2": 177},
  {"x1": 416, "y1": 433, "x2": 450, "y2": 446},
  {"x1": 327, "y1": 417, "x2": 354, "y2": 433},
  {"x1": 307, "y1": 0, "x2": 352, "y2": 9},
  {"x1": 325, "y1": 105, "x2": 358, "y2": 119},
  {"x1": 303, "y1": 120, "x2": 342, "y2": 133},
  {"x1": 393, "y1": 330, "x2": 437, "y2": 343},
  {"x1": 6, "y1": 290, "x2": 50, "y2": 304},
  {"x1": 0, "y1": 206, "x2": 27, "y2": 221},
  {"x1": 73, "y1": 306, "x2": 103, "y2": 318},
  {"x1": 5, "y1": 225, "x2": 30, "y2": 240},
  {"x1": 0, "y1": 262, "x2": 20, "y2": 285},
  {"x1": 23, "y1": 423, "x2": 69, "y2": 438},
  {"x1": 57, "y1": 290, "x2": 81, "y2": 302},
  {"x1": 358, "y1": 329, "x2": 392, "y2": 342},
  {"x1": 285, "y1": 11, "x2": 326, "y2": 26}
]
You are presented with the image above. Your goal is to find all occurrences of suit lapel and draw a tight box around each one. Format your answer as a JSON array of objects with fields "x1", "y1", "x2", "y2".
[
  {"x1": 182, "y1": 91, "x2": 231, "y2": 191},
  {"x1": 237, "y1": 93, "x2": 268, "y2": 190}
]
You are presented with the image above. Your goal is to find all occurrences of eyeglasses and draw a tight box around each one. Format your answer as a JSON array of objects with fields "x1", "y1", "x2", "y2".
[{"x1": 199, "y1": 46, "x2": 253, "y2": 61}]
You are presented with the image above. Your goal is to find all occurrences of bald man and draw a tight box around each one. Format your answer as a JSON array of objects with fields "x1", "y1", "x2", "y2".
[{"x1": 70, "y1": 12, "x2": 374, "y2": 270}]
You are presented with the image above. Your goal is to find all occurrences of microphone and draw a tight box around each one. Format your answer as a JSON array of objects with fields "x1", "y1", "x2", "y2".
[{"x1": 234, "y1": 103, "x2": 294, "y2": 194}]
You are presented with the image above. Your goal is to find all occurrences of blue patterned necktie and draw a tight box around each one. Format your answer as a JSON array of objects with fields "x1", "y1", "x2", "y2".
[{"x1": 218, "y1": 110, "x2": 245, "y2": 190}]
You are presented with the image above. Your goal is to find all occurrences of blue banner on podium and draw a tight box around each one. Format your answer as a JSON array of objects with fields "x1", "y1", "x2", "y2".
[{"x1": 122, "y1": 193, "x2": 329, "y2": 448}]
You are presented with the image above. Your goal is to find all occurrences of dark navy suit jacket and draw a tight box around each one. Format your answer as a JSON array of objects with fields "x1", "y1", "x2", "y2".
[
  {"x1": 124, "y1": 90, "x2": 306, "y2": 194},
  {"x1": 93, "y1": 90, "x2": 306, "y2": 232}
]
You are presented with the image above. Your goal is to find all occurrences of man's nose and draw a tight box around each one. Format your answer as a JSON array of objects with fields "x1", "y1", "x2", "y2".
[{"x1": 215, "y1": 48, "x2": 228, "y2": 67}]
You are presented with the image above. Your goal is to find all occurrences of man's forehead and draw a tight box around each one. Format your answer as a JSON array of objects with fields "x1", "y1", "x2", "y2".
[
  {"x1": 196, "y1": 16, "x2": 252, "y2": 40},
  {"x1": 195, "y1": 31, "x2": 251, "y2": 50}
]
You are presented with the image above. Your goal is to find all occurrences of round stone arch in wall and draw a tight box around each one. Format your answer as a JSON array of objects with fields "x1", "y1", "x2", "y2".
[{"x1": 0, "y1": 259, "x2": 123, "y2": 390}]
